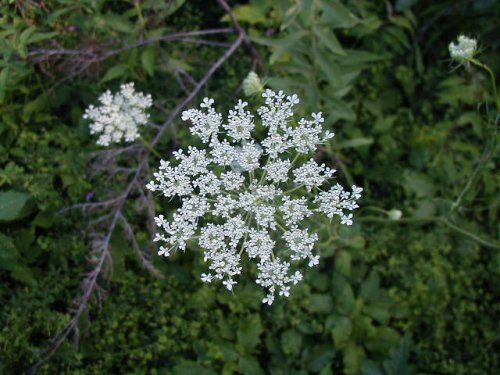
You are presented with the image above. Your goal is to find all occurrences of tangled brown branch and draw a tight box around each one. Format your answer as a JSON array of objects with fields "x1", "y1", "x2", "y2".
[{"x1": 30, "y1": 2, "x2": 257, "y2": 372}]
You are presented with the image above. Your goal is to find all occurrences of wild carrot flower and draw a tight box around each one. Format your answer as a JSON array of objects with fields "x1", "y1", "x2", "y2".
[
  {"x1": 83, "y1": 82, "x2": 152, "y2": 146},
  {"x1": 449, "y1": 35, "x2": 477, "y2": 64},
  {"x1": 146, "y1": 89, "x2": 362, "y2": 304}
]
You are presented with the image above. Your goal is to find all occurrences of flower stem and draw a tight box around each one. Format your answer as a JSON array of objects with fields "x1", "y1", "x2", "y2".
[
  {"x1": 140, "y1": 136, "x2": 162, "y2": 158},
  {"x1": 469, "y1": 58, "x2": 500, "y2": 113}
]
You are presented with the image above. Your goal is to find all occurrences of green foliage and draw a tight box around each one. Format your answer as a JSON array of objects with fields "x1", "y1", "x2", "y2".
[{"x1": 1, "y1": 0, "x2": 499, "y2": 374}]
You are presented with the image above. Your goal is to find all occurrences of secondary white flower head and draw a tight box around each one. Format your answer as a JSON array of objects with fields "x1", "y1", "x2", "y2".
[
  {"x1": 147, "y1": 89, "x2": 362, "y2": 304},
  {"x1": 449, "y1": 35, "x2": 477, "y2": 63},
  {"x1": 83, "y1": 82, "x2": 152, "y2": 146}
]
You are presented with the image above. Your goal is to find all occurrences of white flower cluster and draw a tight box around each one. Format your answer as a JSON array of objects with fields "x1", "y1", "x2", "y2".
[
  {"x1": 83, "y1": 82, "x2": 152, "y2": 146},
  {"x1": 449, "y1": 35, "x2": 477, "y2": 63},
  {"x1": 147, "y1": 90, "x2": 362, "y2": 305}
]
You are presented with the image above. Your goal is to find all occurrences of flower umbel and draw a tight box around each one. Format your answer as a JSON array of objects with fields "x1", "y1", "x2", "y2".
[
  {"x1": 449, "y1": 35, "x2": 477, "y2": 64},
  {"x1": 83, "y1": 82, "x2": 152, "y2": 146},
  {"x1": 147, "y1": 89, "x2": 362, "y2": 304}
]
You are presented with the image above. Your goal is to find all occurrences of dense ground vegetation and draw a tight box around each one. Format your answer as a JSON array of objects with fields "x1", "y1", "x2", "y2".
[{"x1": 0, "y1": 1, "x2": 498, "y2": 374}]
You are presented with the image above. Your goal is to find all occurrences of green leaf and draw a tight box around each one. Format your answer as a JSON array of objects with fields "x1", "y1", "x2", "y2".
[
  {"x1": 0, "y1": 233, "x2": 18, "y2": 260},
  {"x1": 360, "y1": 270, "x2": 380, "y2": 303},
  {"x1": 102, "y1": 14, "x2": 134, "y2": 33},
  {"x1": 141, "y1": 47, "x2": 156, "y2": 77},
  {"x1": 343, "y1": 342, "x2": 366, "y2": 375},
  {"x1": 281, "y1": 329, "x2": 303, "y2": 355},
  {"x1": 0, "y1": 68, "x2": 9, "y2": 104},
  {"x1": 332, "y1": 274, "x2": 356, "y2": 315},
  {"x1": 306, "y1": 345, "x2": 335, "y2": 372},
  {"x1": 238, "y1": 356, "x2": 264, "y2": 375},
  {"x1": 319, "y1": 0, "x2": 359, "y2": 28},
  {"x1": 340, "y1": 50, "x2": 384, "y2": 65},
  {"x1": 361, "y1": 359, "x2": 385, "y2": 375},
  {"x1": 313, "y1": 26, "x2": 345, "y2": 56},
  {"x1": 0, "y1": 190, "x2": 33, "y2": 222},
  {"x1": 172, "y1": 361, "x2": 215, "y2": 375},
  {"x1": 315, "y1": 48, "x2": 343, "y2": 87},
  {"x1": 331, "y1": 316, "x2": 352, "y2": 349},
  {"x1": 335, "y1": 137, "x2": 373, "y2": 149},
  {"x1": 237, "y1": 314, "x2": 262, "y2": 352},
  {"x1": 100, "y1": 64, "x2": 128, "y2": 83},
  {"x1": 383, "y1": 335, "x2": 413, "y2": 375},
  {"x1": 251, "y1": 31, "x2": 308, "y2": 64},
  {"x1": 28, "y1": 31, "x2": 59, "y2": 44},
  {"x1": 307, "y1": 293, "x2": 334, "y2": 314}
]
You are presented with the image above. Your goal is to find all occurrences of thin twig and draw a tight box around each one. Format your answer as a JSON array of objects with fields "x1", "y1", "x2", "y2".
[{"x1": 33, "y1": 33, "x2": 246, "y2": 372}]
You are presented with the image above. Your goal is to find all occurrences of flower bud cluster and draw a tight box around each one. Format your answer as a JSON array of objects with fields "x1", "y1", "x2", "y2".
[
  {"x1": 147, "y1": 89, "x2": 362, "y2": 304},
  {"x1": 84, "y1": 82, "x2": 152, "y2": 146}
]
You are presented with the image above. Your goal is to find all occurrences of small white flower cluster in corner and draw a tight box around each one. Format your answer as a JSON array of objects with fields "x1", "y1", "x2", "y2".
[
  {"x1": 146, "y1": 90, "x2": 362, "y2": 305},
  {"x1": 449, "y1": 35, "x2": 477, "y2": 64},
  {"x1": 83, "y1": 82, "x2": 152, "y2": 146}
]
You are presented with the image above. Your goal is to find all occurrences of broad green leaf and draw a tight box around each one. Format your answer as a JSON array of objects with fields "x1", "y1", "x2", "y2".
[
  {"x1": 383, "y1": 335, "x2": 413, "y2": 375},
  {"x1": 165, "y1": 57, "x2": 193, "y2": 72},
  {"x1": 361, "y1": 359, "x2": 385, "y2": 375},
  {"x1": 0, "y1": 67, "x2": 9, "y2": 104},
  {"x1": 0, "y1": 190, "x2": 33, "y2": 222},
  {"x1": 28, "y1": 32, "x2": 58, "y2": 44},
  {"x1": 332, "y1": 274, "x2": 356, "y2": 315},
  {"x1": 335, "y1": 137, "x2": 373, "y2": 149},
  {"x1": 251, "y1": 31, "x2": 308, "y2": 64},
  {"x1": 0, "y1": 233, "x2": 18, "y2": 260},
  {"x1": 343, "y1": 342, "x2": 366, "y2": 375},
  {"x1": 313, "y1": 26, "x2": 345, "y2": 56},
  {"x1": 306, "y1": 345, "x2": 335, "y2": 372},
  {"x1": 340, "y1": 50, "x2": 384, "y2": 65},
  {"x1": 281, "y1": 329, "x2": 302, "y2": 355},
  {"x1": 335, "y1": 251, "x2": 352, "y2": 277},
  {"x1": 237, "y1": 314, "x2": 262, "y2": 352},
  {"x1": 238, "y1": 356, "x2": 264, "y2": 375},
  {"x1": 172, "y1": 361, "x2": 215, "y2": 375},
  {"x1": 319, "y1": 0, "x2": 359, "y2": 28},
  {"x1": 9, "y1": 264, "x2": 37, "y2": 286},
  {"x1": 100, "y1": 64, "x2": 128, "y2": 83},
  {"x1": 360, "y1": 270, "x2": 380, "y2": 303},
  {"x1": 300, "y1": 0, "x2": 314, "y2": 26},
  {"x1": 308, "y1": 293, "x2": 334, "y2": 314},
  {"x1": 331, "y1": 316, "x2": 352, "y2": 348},
  {"x1": 403, "y1": 171, "x2": 436, "y2": 197},
  {"x1": 315, "y1": 47, "x2": 342, "y2": 87},
  {"x1": 141, "y1": 47, "x2": 156, "y2": 77},
  {"x1": 102, "y1": 14, "x2": 134, "y2": 33}
]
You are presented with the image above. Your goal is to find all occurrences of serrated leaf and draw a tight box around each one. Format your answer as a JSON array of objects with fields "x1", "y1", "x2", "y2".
[{"x1": 0, "y1": 190, "x2": 33, "y2": 222}]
